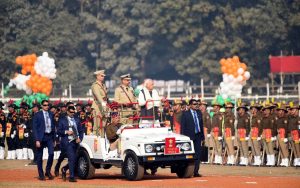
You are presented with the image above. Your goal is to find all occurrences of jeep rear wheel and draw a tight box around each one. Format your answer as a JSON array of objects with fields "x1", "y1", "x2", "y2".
[
  {"x1": 123, "y1": 151, "x2": 144, "y2": 181},
  {"x1": 176, "y1": 162, "x2": 194, "y2": 178},
  {"x1": 77, "y1": 149, "x2": 95, "y2": 179}
]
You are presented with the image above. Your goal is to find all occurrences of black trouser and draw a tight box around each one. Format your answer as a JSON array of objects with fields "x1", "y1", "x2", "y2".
[
  {"x1": 7, "y1": 137, "x2": 16, "y2": 150},
  {"x1": 193, "y1": 133, "x2": 202, "y2": 175},
  {"x1": 29, "y1": 133, "x2": 37, "y2": 162},
  {"x1": 55, "y1": 148, "x2": 66, "y2": 171}
]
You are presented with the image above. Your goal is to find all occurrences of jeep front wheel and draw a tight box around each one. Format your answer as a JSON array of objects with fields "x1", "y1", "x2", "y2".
[
  {"x1": 123, "y1": 151, "x2": 144, "y2": 181},
  {"x1": 77, "y1": 149, "x2": 95, "y2": 179},
  {"x1": 176, "y1": 162, "x2": 194, "y2": 178}
]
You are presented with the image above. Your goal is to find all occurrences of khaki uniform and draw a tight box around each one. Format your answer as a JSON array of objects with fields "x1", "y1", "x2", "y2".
[
  {"x1": 211, "y1": 112, "x2": 223, "y2": 156},
  {"x1": 114, "y1": 85, "x2": 137, "y2": 124},
  {"x1": 237, "y1": 113, "x2": 250, "y2": 158},
  {"x1": 288, "y1": 116, "x2": 300, "y2": 158},
  {"x1": 91, "y1": 81, "x2": 108, "y2": 137},
  {"x1": 202, "y1": 110, "x2": 211, "y2": 148},
  {"x1": 275, "y1": 115, "x2": 289, "y2": 159},
  {"x1": 224, "y1": 111, "x2": 235, "y2": 156},
  {"x1": 250, "y1": 113, "x2": 262, "y2": 157},
  {"x1": 261, "y1": 115, "x2": 276, "y2": 155}
]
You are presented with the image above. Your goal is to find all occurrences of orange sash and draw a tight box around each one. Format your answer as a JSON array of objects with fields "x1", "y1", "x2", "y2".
[
  {"x1": 278, "y1": 128, "x2": 285, "y2": 140},
  {"x1": 238, "y1": 128, "x2": 246, "y2": 141},
  {"x1": 86, "y1": 122, "x2": 93, "y2": 135},
  {"x1": 291, "y1": 130, "x2": 299, "y2": 144},
  {"x1": 264, "y1": 129, "x2": 272, "y2": 142},
  {"x1": 204, "y1": 127, "x2": 208, "y2": 135},
  {"x1": 251, "y1": 127, "x2": 258, "y2": 140},
  {"x1": 0, "y1": 124, "x2": 2, "y2": 138},
  {"x1": 213, "y1": 127, "x2": 219, "y2": 139},
  {"x1": 18, "y1": 126, "x2": 24, "y2": 140},
  {"x1": 94, "y1": 138, "x2": 98, "y2": 152},
  {"x1": 6, "y1": 123, "x2": 12, "y2": 137},
  {"x1": 225, "y1": 128, "x2": 232, "y2": 139},
  {"x1": 174, "y1": 118, "x2": 181, "y2": 134}
]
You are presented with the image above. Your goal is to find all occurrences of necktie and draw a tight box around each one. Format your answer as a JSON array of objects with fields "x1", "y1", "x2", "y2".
[
  {"x1": 45, "y1": 112, "x2": 50, "y2": 133},
  {"x1": 193, "y1": 111, "x2": 200, "y2": 133}
]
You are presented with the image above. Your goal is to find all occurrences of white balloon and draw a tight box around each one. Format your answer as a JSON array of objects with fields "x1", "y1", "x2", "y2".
[
  {"x1": 237, "y1": 68, "x2": 244, "y2": 75},
  {"x1": 222, "y1": 94, "x2": 228, "y2": 99},
  {"x1": 228, "y1": 75, "x2": 234, "y2": 82},
  {"x1": 34, "y1": 52, "x2": 56, "y2": 79},
  {"x1": 237, "y1": 75, "x2": 243, "y2": 82},
  {"x1": 244, "y1": 71, "x2": 250, "y2": 80}
]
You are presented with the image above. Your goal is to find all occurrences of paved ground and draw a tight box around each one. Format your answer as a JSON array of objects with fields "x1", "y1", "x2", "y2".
[{"x1": 0, "y1": 160, "x2": 299, "y2": 188}]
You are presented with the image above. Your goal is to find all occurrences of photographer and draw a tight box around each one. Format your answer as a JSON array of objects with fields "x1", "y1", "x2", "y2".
[{"x1": 58, "y1": 106, "x2": 84, "y2": 182}]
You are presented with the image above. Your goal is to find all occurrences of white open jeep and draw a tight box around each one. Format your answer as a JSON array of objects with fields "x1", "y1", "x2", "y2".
[{"x1": 76, "y1": 127, "x2": 195, "y2": 181}]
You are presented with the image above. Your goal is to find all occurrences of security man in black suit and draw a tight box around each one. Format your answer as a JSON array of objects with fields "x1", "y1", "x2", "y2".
[{"x1": 181, "y1": 99, "x2": 204, "y2": 177}]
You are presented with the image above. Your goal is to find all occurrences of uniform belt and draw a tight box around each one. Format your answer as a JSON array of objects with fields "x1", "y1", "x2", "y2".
[{"x1": 44, "y1": 133, "x2": 52, "y2": 135}]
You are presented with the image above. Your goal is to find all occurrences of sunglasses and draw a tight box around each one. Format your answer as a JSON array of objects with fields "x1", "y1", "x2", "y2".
[
  {"x1": 42, "y1": 104, "x2": 49, "y2": 106},
  {"x1": 69, "y1": 111, "x2": 75, "y2": 114},
  {"x1": 191, "y1": 103, "x2": 198, "y2": 105}
]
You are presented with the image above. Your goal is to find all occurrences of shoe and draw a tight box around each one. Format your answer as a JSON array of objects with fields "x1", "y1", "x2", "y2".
[
  {"x1": 194, "y1": 173, "x2": 202, "y2": 177},
  {"x1": 38, "y1": 176, "x2": 46, "y2": 181},
  {"x1": 144, "y1": 170, "x2": 150, "y2": 175},
  {"x1": 54, "y1": 169, "x2": 59, "y2": 177},
  {"x1": 69, "y1": 178, "x2": 77, "y2": 182},
  {"x1": 61, "y1": 168, "x2": 67, "y2": 181},
  {"x1": 28, "y1": 161, "x2": 37, "y2": 165},
  {"x1": 45, "y1": 172, "x2": 54, "y2": 180}
]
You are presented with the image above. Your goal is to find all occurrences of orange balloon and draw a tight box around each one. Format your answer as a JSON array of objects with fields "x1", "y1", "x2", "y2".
[
  {"x1": 241, "y1": 63, "x2": 247, "y2": 70},
  {"x1": 221, "y1": 66, "x2": 227, "y2": 73},
  {"x1": 220, "y1": 58, "x2": 226, "y2": 65},
  {"x1": 232, "y1": 56, "x2": 240, "y2": 63}
]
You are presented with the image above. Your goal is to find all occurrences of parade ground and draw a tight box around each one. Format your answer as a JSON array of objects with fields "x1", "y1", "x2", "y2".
[{"x1": 0, "y1": 160, "x2": 299, "y2": 188}]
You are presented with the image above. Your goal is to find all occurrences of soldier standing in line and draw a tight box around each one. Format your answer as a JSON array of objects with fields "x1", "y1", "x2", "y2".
[
  {"x1": 6, "y1": 104, "x2": 18, "y2": 159},
  {"x1": 236, "y1": 103, "x2": 250, "y2": 166},
  {"x1": 16, "y1": 103, "x2": 31, "y2": 160},
  {"x1": 275, "y1": 104, "x2": 289, "y2": 167},
  {"x1": 261, "y1": 104, "x2": 277, "y2": 166},
  {"x1": 199, "y1": 101, "x2": 211, "y2": 151},
  {"x1": 211, "y1": 102, "x2": 223, "y2": 164},
  {"x1": 0, "y1": 102, "x2": 6, "y2": 159},
  {"x1": 114, "y1": 74, "x2": 137, "y2": 124},
  {"x1": 249, "y1": 103, "x2": 263, "y2": 166},
  {"x1": 223, "y1": 102, "x2": 235, "y2": 165},
  {"x1": 91, "y1": 70, "x2": 108, "y2": 137},
  {"x1": 172, "y1": 99, "x2": 182, "y2": 134},
  {"x1": 287, "y1": 102, "x2": 300, "y2": 167}
]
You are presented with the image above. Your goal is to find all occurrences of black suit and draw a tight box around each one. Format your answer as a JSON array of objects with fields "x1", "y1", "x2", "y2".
[{"x1": 181, "y1": 109, "x2": 204, "y2": 175}]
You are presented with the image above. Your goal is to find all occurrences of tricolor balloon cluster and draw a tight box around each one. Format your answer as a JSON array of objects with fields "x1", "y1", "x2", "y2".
[
  {"x1": 219, "y1": 56, "x2": 251, "y2": 99},
  {"x1": 8, "y1": 52, "x2": 56, "y2": 96}
]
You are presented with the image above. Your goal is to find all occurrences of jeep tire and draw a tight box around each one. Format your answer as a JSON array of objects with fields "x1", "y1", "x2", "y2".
[
  {"x1": 77, "y1": 149, "x2": 95, "y2": 179},
  {"x1": 123, "y1": 151, "x2": 144, "y2": 181},
  {"x1": 176, "y1": 162, "x2": 194, "y2": 178}
]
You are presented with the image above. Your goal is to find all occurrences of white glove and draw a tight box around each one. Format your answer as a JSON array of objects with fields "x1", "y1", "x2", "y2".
[
  {"x1": 11, "y1": 134, "x2": 15, "y2": 139},
  {"x1": 116, "y1": 129, "x2": 121, "y2": 135},
  {"x1": 271, "y1": 136, "x2": 277, "y2": 141},
  {"x1": 218, "y1": 136, "x2": 222, "y2": 141},
  {"x1": 13, "y1": 130, "x2": 16, "y2": 135},
  {"x1": 207, "y1": 134, "x2": 211, "y2": 138},
  {"x1": 0, "y1": 132, "x2": 4, "y2": 137},
  {"x1": 283, "y1": 138, "x2": 288, "y2": 143},
  {"x1": 231, "y1": 136, "x2": 235, "y2": 140},
  {"x1": 245, "y1": 137, "x2": 249, "y2": 141},
  {"x1": 257, "y1": 137, "x2": 261, "y2": 141},
  {"x1": 24, "y1": 133, "x2": 29, "y2": 138},
  {"x1": 23, "y1": 125, "x2": 27, "y2": 129}
]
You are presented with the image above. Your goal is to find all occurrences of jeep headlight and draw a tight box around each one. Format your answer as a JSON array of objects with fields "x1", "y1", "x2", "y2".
[
  {"x1": 181, "y1": 143, "x2": 191, "y2": 151},
  {"x1": 145, "y1": 144, "x2": 154, "y2": 153}
]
